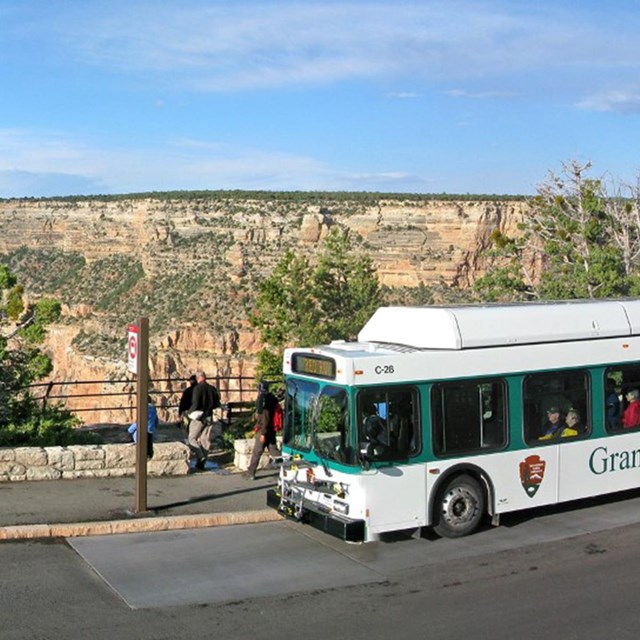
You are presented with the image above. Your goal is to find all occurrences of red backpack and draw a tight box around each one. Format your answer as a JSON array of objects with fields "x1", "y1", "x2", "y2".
[{"x1": 272, "y1": 402, "x2": 284, "y2": 432}]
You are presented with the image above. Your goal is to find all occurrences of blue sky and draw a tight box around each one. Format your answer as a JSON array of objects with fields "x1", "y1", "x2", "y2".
[{"x1": 2, "y1": 0, "x2": 640, "y2": 198}]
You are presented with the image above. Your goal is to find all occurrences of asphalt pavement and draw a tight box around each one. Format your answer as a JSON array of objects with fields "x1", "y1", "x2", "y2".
[{"x1": 0, "y1": 460, "x2": 281, "y2": 540}]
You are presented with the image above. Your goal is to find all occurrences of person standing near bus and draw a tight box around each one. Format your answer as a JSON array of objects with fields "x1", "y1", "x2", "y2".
[
  {"x1": 177, "y1": 374, "x2": 198, "y2": 444},
  {"x1": 244, "y1": 382, "x2": 281, "y2": 480},
  {"x1": 622, "y1": 389, "x2": 640, "y2": 428},
  {"x1": 178, "y1": 374, "x2": 197, "y2": 427},
  {"x1": 188, "y1": 371, "x2": 220, "y2": 470}
]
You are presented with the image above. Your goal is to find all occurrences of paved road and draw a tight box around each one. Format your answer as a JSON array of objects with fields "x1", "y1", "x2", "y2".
[
  {"x1": 4, "y1": 489, "x2": 640, "y2": 639},
  {"x1": 3, "y1": 519, "x2": 640, "y2": 640},
  {"x1": 63, "y1": 487, "x2": 640, "y2": 609}
]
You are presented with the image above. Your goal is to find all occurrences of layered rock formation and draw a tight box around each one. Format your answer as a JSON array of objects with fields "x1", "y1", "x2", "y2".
[{"x1": 0, "y1": 194, "x2": 525, "y2": 421}]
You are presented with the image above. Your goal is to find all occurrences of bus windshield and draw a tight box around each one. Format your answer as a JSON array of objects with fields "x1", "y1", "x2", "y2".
[{"x1": 284, "y1": 378, "x2": 354, "y2": 465}]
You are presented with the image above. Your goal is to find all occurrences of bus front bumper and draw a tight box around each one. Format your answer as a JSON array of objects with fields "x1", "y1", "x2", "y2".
[{"x1": 267, "y1": 488, "x2": 365, "y2": 543}]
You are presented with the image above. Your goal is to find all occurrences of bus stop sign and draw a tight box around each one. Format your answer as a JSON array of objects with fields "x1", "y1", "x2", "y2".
[{"x1": 127, "y1": 323, "x2": 139, "y2": 374}]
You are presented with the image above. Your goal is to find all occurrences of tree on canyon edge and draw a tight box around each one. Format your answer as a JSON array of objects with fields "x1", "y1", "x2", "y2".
[
  {"x1": 473, "y1": 161, "x2": 640, "y2": 302},
  {"x1": 250, "y1": 228, "x2": 381, "y2": 380},
  {"x1": 0, "y1": 265, "x2": 87, "y2": 446}
]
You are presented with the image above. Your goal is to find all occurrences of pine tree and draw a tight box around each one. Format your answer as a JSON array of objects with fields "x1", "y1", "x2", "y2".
[
  {"x1": 251, "y1": 228, "x2": 381, "y2": 378},
  {"x1": 0, "y1": 265, "x2": 83, "y2": 446},
  {"x1": 473, "y1": 161, "x2": 632, "y2": 302}
]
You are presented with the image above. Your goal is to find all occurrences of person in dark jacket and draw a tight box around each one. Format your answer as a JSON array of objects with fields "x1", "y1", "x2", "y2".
[
  {"x1": 178, "y1": 374, "x2": 197, "y2": 429},
  {"x1": 539, "y1": 406, "x2": 563, "y2": 440},
  {"x1": 244, "y1": 381, "x2": 282, "y2": 480},
  {"x1": 605, "y1": 377, "x2": 620, "y2": 431},
  {"x1": 187, "y1": 371, "x2": 220, "y2": 470}
]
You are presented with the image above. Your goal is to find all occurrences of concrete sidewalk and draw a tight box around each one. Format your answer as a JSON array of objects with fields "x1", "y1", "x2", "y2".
[{"x1": 0, "y1": 464, "x2": 281, "y2": 541}]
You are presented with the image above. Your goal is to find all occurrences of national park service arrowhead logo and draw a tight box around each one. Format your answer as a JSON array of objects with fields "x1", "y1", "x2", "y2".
[{"x1": 519, "y1": 454, "x2": 546, "y2": 497}]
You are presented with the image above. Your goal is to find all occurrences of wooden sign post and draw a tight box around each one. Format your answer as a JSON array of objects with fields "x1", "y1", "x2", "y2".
[{"x1": 129, "y1": 317, "x2": 150, "y2": 514}]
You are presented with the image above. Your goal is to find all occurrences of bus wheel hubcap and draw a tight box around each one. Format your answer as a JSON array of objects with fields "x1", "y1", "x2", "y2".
[{"x1": 443, "y1": 488, "x2": 477, "y2": 526}]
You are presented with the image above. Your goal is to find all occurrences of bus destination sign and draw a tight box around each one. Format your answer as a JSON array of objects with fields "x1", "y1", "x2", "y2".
[{"x1": 291, "y1": 354, "x2": 337, "y2": 380}]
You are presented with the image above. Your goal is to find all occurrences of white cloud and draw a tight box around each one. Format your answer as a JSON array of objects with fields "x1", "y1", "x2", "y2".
[
  {"x1": 444, "y1": 88, "x2": 517, "y2": 100},
  {"x1": 388, "y1": 92, "x2": 420, "y2": 99},
  {"x1": 0, "y1": 171, "x2": 105, "y2": 199},
  {"x1": 0, "y1": 129, "x2": 94, "y2": 172},
  {"x1": 577, "y1": 90, "x2": 640, "y2": 114},
  {"x1": 32, "y1": 1, "x2": 640, "y2": 93},
  {"x1": 0, "y1": 128, "x2": 425, "y2": 196},
  {"x1": 0, "y1": 129, "x2": 108, "y2": 197}
]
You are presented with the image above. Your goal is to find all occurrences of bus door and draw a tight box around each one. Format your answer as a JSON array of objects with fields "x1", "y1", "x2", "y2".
[{"x1": 357, "y1": 385, "x2": 424, "y2": 534}]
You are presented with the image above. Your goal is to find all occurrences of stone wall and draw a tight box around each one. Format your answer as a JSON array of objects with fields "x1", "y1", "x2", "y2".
[
  {"x1": 0, "y1": 442, "x2": 190, "y2": 482},
  {"x1": 234, "y1": 437, "x2": 282, "y2": 471}
]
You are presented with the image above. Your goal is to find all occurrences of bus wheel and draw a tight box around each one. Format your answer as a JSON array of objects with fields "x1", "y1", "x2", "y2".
[{"x1": 433, "y1": 474, "x2": 484, "y2": 538}]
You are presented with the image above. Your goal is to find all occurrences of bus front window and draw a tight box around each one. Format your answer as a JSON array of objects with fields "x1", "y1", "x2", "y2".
[
  {"x1": 284, "y1": 379, "x2": 354, "y2": 464},
  {"x1": 284, "y1": 379, "x2": 316, "y2": 451},
  {"x1": 312, "y1": 386, "x2": 353, "y2": 464}
]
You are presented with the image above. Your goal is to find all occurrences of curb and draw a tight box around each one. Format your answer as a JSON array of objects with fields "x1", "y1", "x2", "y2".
[{"x1": 0, "y1": 509, "x2": 282, "y2": 541}]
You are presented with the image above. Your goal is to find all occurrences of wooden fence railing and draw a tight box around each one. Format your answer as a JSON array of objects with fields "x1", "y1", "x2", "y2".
[{"x1": 26, "y1": 375, "x2": 271, "y2": 426}]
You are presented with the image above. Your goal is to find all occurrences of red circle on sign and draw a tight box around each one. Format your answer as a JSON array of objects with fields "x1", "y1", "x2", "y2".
[{"x1": 128, "y1": 335, "x2": 137, "y2": 359}]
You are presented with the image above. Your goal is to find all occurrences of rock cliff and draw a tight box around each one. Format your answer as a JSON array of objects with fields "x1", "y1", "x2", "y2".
[{"x1": 0, "y1": 193, "x2": 525, "y2": 421}]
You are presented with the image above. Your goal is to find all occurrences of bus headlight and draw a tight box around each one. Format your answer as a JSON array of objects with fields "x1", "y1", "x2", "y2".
[{"x1": 333, "y1": 500, "x2": 349, "y2": 515}]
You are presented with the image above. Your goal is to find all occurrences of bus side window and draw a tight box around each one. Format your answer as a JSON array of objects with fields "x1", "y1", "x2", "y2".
[
  {"x1": 607, "y1": 365, "x2": 640, "y2": 432},
  {"x1": 431, "y1": 378, "x2": 507, "y2": 456},
  {"x1": 358, "y1": 387, "x2": 420, "y2": 461},
  {"x1": 523, "y1": 369, "x2": 590, "y2": 444},
  {"x1": 388, "y1": 392, "x2": 416, "y2": 457}
]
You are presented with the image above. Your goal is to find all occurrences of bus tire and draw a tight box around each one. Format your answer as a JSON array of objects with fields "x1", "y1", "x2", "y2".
[{"x1": 433, "y1": 474, "x2": 485, "y2": 538}]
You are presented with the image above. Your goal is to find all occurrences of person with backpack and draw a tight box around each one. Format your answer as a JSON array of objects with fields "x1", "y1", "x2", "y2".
[
  {"x1": 187, "y1": 371, "x2": 221, "y2": 471},
  {"x1": 244, "y1": 381, "x2": 282, "y2": 480}
]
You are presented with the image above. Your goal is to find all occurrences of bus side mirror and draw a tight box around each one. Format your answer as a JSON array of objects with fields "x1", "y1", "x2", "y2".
[{"x1": 359, "y1": 442, "x2": 373, "y2": 470}]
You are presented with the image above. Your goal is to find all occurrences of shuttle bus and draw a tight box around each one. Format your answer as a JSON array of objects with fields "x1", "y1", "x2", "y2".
[{"x1": 266, "y1": 300, "x2": 640, "y2": 542}]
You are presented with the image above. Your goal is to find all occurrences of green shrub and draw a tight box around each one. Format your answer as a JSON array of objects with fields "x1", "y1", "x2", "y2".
[
  {"x1": 0, "y1": 400, "x2": 99, "y2": 447},
  {"x1": 6, "y1": 285, "x2": 24, "y2": 320}
]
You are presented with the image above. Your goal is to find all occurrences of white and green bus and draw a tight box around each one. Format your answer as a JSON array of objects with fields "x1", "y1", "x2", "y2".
[{"x1": 266, "y1": 300, "x2": 640, "y2": 542}]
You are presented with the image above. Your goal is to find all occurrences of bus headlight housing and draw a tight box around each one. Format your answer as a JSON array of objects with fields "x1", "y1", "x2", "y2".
[{"x1": 333, "y1": 500, "x2": 349, "y2": 515}]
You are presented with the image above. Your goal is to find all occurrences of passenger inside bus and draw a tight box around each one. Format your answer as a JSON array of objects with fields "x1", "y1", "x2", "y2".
[
  {"x1": 563, "y1": 409, "x2": 586, "y2": 436},
  {"x1": 539, "y1": 406, "x2": 564, "y2": 439},
  {"x1": 605, "y1": 377, "x2": 621, "y2": 430},
  {"x1": 388, "y1": 401, "x2": 413, "y2": 454},
  {"x1": 359, "y1": 389, "x2": 419, "y2": 460},
  {"x1": 622, "y1": 389, "x2": 640, "y2": 428},
  {"x1": 539, "y1": 407, "x2": 584, "y2": 440},
  {"x1": 362, "y1": 404, "x2": 388, "y2": 456}
]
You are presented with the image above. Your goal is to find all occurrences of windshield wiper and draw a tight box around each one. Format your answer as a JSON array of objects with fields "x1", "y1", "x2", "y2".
[{"x1": 318, "y1": 452, "x2": 332, "y2": 477}]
